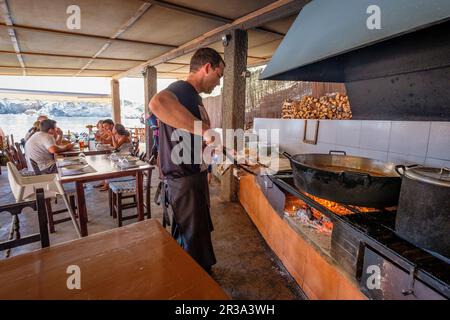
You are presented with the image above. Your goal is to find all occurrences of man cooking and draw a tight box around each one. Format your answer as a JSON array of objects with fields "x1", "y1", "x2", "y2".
[{"x1": 149, "y1": 47, "x2": 225, "y2": 272}]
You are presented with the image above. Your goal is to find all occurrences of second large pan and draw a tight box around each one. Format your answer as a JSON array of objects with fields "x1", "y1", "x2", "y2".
[{"x1": 283, "y1": 151, "x2": 401, "y2": 208}]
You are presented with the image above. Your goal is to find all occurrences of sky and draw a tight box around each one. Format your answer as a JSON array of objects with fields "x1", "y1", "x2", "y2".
[{"x1": 0, "y1": 76, "x2": 177, "y2": 104}]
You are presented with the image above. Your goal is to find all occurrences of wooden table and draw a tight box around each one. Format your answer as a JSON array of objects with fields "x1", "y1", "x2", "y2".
[
  {"x1": 0, "y1": 220, "x2": 229, "y2": 300},
  {"x1": 58, "y1": 155, "x2": 153, "y2": 237},
  {"x1": 59, "y1": 146, "x2": 113, "y2": 157}
]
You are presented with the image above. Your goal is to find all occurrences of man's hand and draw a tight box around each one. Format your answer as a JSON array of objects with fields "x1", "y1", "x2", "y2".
[
  {"x1": 65, "y1": 143, "x2": 74, "y2": 151},
  {"x1": 54, "y1": 127, "x2": 64, "y2": 144}
]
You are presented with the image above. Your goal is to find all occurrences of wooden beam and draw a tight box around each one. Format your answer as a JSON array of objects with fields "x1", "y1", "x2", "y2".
[
  {"x1": 111, "y1": 80, "x2": 121, "y2": 124},
  {"x1": 0, "y1": 23, "x2": 177, "y2": 49},
  {"x1": 221, "y1": 29, "x2": 248, "y2": 202},
  {"x1": 143, "y1": 66, "x2": 157, "y2": 159},
  {"x1": 236, "y1": 0, "x2": 309, "y2": 31},
  {"x1": 0, "y1": 65, "x2": 124, "y2": 72},
  {"x1": 76, "y1": 2, "x2": 153, "y2": 76},
  {"x1": 247, "y1": 58, "x2": 271, "y2": 68},
  {"x1": 0, "y1": 50, "x2": 147, "y2": 62},
  {"x1": 114, "y1": 0, "x2": 308, "y2": 79},
  {"x1": 144, "y1": 0, "x2": 285, "y2": 37},
  {"x1": 0, "y1": 0, "x2": 26, "y2": 75}
]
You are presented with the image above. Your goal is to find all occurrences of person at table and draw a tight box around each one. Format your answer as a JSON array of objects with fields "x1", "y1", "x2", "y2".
[
  {"x1": 111, "y1": 123, "x2": 132, "y2": 153},
  {"x1": 25, "y1": 119, "x2": 74, "y2": 174},
  {"x1": 94, "y1": 120, "x2": 104, "y2": 141},
  {"x1": 96, "y1": 124, "x2": 133, "y2": 192},
  {"x1": 149, "y1": 47, "x2": 225, "y2": 273},
  {"x1": 98, "y1": 119, "x2": 114, "y2": 145},
  {"x1": 24, "y1": 115, "x2": 48, "y2": 141}
]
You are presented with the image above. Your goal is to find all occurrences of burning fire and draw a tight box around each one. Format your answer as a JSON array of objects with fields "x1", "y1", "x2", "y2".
[
  {"x1": 304, "y1": 192, "x2": 378, "y2": 214},
  {"x1": 284, "y1": 195, "x2": 334, "y2": 233},
  {"x1": 284, "y1": 192, "x2": 386, "y2": 234}
]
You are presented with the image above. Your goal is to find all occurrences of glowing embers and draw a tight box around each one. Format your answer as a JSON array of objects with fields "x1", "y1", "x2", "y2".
[
  {"x1": 284, "y1": 195, "x2": 333, "y2": 234},
  {"x1": 304, "y1": 191, "x2": 379, "y2": 215},
  {"x1": 283, "y1": 191, "x2": 388, "y2": 234}
]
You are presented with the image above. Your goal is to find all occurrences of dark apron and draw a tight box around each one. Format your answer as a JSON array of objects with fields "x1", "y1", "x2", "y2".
[{"x1": 158, "y1": 171, "x2": 216, "y2": 270}]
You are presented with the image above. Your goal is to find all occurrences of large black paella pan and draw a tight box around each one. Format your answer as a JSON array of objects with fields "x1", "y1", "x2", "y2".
[{"x1": 283, "y1": 151, "x2": 401, "y2": 208}]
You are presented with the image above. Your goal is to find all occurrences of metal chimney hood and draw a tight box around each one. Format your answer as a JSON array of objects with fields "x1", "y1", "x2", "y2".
[{"x1": 260, "y1": 0, "x2": 450, "y2": 121}]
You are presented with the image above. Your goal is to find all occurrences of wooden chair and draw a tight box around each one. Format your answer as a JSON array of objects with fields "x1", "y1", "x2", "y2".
[
  {"x1": 5, "y1": 145, "x2": 22, "y2": 169},
  {"x1": 4, "y1": 146, "x2": 35, "y2": 176},
  {"x1": 29, "y1": 158, "x2": 78, "y2": 233},
  {"x1": 108, "y1": 164, "x2": 153, "y2": 227},
  {"x1": 14, "y1": 142, "x2": 28, "y2": 170},
  {"x1": 131, "y1": 140, "x2": 140, "y2": 157},
  {"x1": 0, "y1": 188, "x2": 50, "y2": 258}
]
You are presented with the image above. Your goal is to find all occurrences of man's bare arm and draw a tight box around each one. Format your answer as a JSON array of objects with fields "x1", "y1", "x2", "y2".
[
  {"x1": 55, "y1": 128, "x2": 63, "y2": 145},
  {"x1": 48, "y1": 143, "x2": 73, "y2": 154},
  {"x1": 149, "y1": 90, "x2": 209, "y2": 135}
]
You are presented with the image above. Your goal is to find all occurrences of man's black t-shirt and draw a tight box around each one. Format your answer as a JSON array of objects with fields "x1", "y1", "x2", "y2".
[{"x1": 159, "y1": 80, "x2": 203, "y2": 178}]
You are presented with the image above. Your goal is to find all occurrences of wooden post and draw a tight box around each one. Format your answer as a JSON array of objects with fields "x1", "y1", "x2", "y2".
[
  {"x1": 111, "y1": 79, "x2": 121, "y2": 124},
  {"x1": 221, "y1": 29, "x2": 248, "y2": 202},
  {"x1": 143, "y1": 66, "x2": 157, "y2": 160}
]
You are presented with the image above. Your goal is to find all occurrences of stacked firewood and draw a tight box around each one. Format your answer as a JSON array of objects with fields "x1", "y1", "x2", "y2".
[{"x1": 281, "y1": 93, "x2": 352, "y2": 120}]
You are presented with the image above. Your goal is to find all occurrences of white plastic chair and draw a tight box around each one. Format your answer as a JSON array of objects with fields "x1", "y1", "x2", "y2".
[{"x1": 6, "y1": 162, "x2": 81, "y2": 237}]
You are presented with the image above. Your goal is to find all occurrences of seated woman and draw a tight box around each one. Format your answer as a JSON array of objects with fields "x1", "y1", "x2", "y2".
[
  {"x1": 111, "y1": 124, "x2": 132, "y2": 153},
  {"x1": 24, "y1": 115, "x2": 48, "y2": 142},
  {"x1": 98, "y1": 124, "x2": 132, "y2": 191}
]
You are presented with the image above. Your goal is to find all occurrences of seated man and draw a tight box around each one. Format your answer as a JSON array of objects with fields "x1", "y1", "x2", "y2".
[
  {"x1": 25, "y1": 119, "x2": 74, "y2": 174},
  {"x1": 98, "y1": 119, "x2": 114, "y2": 145}
]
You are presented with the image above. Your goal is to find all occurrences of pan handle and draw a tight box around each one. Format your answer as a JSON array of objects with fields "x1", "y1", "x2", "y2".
[
  {"x1": 395, "y1": 165, "x2": 406, "y2": 176},
  {"x1": 441, "y1": 167, "x2": 450, "y2": 177},
  {"x1": 395, "y1": 164, "x2": 420, "y2": 176},
  {"x1": 329, "y1": 150, "x2": 347, "y2": 156},
  {"x1": 282, "y1": 151, "x2": 293, "y2": 160}
]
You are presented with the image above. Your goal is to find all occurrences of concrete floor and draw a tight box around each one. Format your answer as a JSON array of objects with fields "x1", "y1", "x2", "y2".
[{"x1": 0, "y1": 166, "x2": 305, "y2": 300}]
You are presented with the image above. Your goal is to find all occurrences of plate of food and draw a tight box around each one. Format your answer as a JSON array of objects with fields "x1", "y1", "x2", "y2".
[
  {"x1": 58, "y1": 157, "x2": 86, "y2": 167},
  {"x1": 122, "y1": 155, "x2": 139, "y2": 164},
  {"x1": 61, "y1": 164, "x2": 89, "y2": 175}
]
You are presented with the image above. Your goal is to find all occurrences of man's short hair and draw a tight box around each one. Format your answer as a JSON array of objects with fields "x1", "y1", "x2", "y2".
[
  {"x1": 190, "y1": 48, "x2": 225, "y2": 73},
  {"x1": 40, "y1": 119, "x2": 57, "y2": 133},
  {"x1": 103, "y1": 119, "x2": 114, "y2": 126}
]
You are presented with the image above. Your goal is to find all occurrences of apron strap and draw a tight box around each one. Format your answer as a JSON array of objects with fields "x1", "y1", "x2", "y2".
[
  {"x1": 154, "y1": 181, "x2": 162, "y2": 206},
  {"x1": 160, "y1": 180, "x2": 171, "y2": 228}
]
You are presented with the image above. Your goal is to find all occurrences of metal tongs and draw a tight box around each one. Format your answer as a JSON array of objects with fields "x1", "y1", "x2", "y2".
[{"x1": 221, "y1": 146, "x2": 257, "y2": 176}]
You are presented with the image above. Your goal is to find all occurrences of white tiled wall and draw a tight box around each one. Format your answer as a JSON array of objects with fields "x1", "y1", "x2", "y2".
[
  {"x1": 254, "y1": 119, "x2": 450, "y2": 167},
  {"x1": 389, "y1": 122, "x2": 430, "y2": 156}
]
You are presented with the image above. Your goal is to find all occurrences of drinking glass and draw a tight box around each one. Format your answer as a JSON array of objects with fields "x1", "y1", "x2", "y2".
[
  {"x1": 78, "y1": 152, "x2": 86, "y2": 164},
  {"x1": 109, "y1": 151, "x2": 119, "y2": 162}
]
